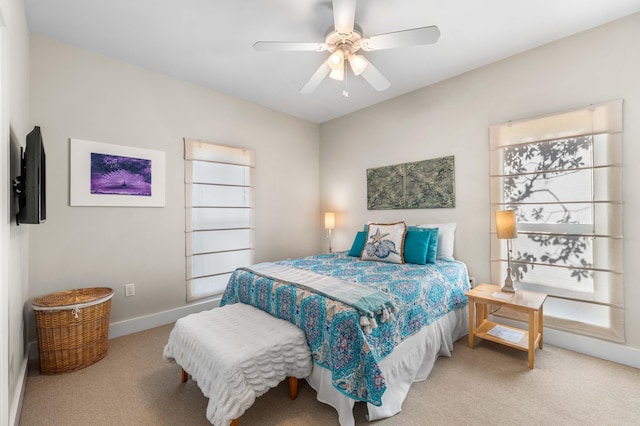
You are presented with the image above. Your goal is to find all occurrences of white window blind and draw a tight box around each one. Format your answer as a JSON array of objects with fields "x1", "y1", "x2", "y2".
[
  {"x1": 489, "y1": 100, "x2": 624, "y2": 342},
  {"x1": 184, "y1": 139, "x2": 255, "y2": 301}
]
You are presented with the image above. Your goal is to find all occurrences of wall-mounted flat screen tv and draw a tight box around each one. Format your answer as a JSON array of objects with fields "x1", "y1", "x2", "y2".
[{"x1": 16, "y1": 126, "x2": 46, "y2": 225}]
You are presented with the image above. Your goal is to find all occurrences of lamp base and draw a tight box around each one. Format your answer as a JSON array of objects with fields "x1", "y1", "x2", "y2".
[
  {"x1": 502, "y1": 260, "x2": 516, "y2": 293},
  {"x1": 501, "y1": 285, "x2": 516, "y2": 293},
  {"x1": 502, "y1": 277, "x2": 516, "y2": 293}
]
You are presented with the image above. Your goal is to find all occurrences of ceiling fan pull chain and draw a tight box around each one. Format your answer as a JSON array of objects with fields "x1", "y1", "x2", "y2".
[{"x1": 342, "y1": 62, "x2": 349, "y2": 98}]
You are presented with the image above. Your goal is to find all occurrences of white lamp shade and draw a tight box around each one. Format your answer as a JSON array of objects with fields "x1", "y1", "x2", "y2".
[
  {"x1": 324, "y1": 212, "x2": 336, "y2": 230},
  {"x1": 329, "y1": 67, "x2": 344, "y2": 81},
  {"x1": 348, "y1": 54, "x2": 368, "y2": 76},
  {"x1": 328, "y1": 51, "x2": 344, "y2": 71},
  {"x1": 496, "y1": 209, "x2": 518, "y2": 239},
  {"x1": 328, "y1": 49, "x2": 345, "y2": 80}
]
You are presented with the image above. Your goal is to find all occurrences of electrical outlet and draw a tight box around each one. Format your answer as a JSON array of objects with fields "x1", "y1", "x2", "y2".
[
  {"x1": 125, "y1": 283, "x2": 135, "y2": 297},
  {"x1": 469, "y1": 277, "x2": 476, "y2": 287}
]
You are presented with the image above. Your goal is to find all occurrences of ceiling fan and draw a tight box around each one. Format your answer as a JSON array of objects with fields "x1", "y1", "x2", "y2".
[{"x1": 253, "y1": 0, "x2": 440, "y2": 96}]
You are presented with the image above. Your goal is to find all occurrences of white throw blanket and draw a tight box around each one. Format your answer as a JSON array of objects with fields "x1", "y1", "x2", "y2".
[{"x1": 163, "y1": 303, "x2": 312, "y2": 426}]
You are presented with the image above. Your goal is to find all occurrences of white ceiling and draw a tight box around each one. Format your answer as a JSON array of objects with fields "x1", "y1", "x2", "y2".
[{"x1": 24, "y1": 0, "x2": 640, "y2": 123}]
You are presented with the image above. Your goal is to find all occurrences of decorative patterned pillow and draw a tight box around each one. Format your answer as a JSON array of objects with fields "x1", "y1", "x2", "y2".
[{"x1": 361, "y1": 222, "x2": 407, "y2": 264}]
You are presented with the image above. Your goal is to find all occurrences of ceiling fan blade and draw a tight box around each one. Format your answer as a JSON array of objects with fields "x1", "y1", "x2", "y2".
[
  {"x1": 361, "y1": 26, "x2": 440, "y2": 51},
  {"x1": 300, "y1": 60, "x2": 331, "y2": 94},
  {"x1": 359, "y1": 58, "x2": 390, "y2": 91},
  {"x1": 332, "y1": 0, "x2": 356, "y2": 34},
  {"x1": 253, "y1": 41, "x2": 327, "y2": 52}
]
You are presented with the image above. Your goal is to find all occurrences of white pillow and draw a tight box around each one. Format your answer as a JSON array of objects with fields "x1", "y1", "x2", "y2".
[
  {"x1": 361, "y1": 222, "x2": 406, "y2": 264},
  {"x1": 417, "y1": 222, "x2": 456, "y2": 260}
]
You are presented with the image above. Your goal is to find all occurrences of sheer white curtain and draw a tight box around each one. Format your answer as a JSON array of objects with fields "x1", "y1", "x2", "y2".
[
  {"x1": 184, "y1": 139, "x2": 255, "y2": 301},
  {"x1": 489, "y1": 100, "x2": 624, "y2": 341}
]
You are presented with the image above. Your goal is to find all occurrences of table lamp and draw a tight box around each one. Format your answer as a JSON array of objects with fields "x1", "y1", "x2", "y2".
[
  {"x1": 324, "y1": 212, "x2": 335, "y2": 253},
  {"x1": 496, "y1": 209, "x2": 518, "y2": 293}
]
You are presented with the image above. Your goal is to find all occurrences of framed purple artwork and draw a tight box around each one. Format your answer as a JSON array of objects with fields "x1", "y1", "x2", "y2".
[
  {"x1": 90, "y1": 153, "x2": 152, "y2": 196},
  {"x1": 70, "y1": 139, "x2": 166, "y2": 207}
]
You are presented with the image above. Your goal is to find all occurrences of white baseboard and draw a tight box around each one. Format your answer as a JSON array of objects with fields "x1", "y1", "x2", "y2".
[
  {"x1": 10, "y1": 354, "x2": 28, "y2": 426},
  {"x1": 544, "y1": 327, "x2": 640, "y2": 368},
  {"x1": 108, "y1": 299, "x2": 220, "y2": 339},
  {"x1": 496, "y1": 317, "x2": 640, "y2": 369}
]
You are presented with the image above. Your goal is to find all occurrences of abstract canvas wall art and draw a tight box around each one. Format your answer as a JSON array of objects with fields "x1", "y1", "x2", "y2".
[
  {"x1": 70, "y1": 139, "x2": 166, "y2": 207},
  {"x1": 367, "y1": 155, "x2": 455, "y2": 209}
]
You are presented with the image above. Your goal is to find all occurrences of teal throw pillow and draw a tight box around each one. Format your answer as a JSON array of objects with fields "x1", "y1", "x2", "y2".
[
  {"x1": 408, "y1": 226, "x2": 439, "y2": 263},
  {"x1": 403, "y1": 230, "x2": 431, "y2": 265},
  {"x1": 348, "y1": 231, "x2": 367, "y2": 257},
  {"x1": 424, "y1": 228, "x2": 439, "y2": 263}
]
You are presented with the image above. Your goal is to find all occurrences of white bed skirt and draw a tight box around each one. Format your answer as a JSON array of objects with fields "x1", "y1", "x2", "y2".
[{"x1": 305, "y1": 307, "x2": 468, "y2": 426}]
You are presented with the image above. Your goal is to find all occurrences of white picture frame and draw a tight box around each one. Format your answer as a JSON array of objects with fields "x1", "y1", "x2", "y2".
[{"x1": 70, "y1": 138, "x2": 166, "y2": 207}]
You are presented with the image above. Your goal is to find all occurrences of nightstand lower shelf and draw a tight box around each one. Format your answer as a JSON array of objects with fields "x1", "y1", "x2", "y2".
[{"x1": 474, "y1": 320, "x2": 540, "y2": 352}]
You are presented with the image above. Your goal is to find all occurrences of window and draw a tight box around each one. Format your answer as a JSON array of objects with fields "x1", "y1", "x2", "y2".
[
  {"x1": 184, "y1": 139, "x2": 255, "y2": 301},
  {"x1": 489, "y1": 100, "x2": 624, "y2": 342}
]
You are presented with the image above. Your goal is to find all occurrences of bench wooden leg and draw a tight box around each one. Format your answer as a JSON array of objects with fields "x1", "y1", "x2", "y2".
[
  {"x1": 289, "y1": 377, "x2": 299, "y2": 400},
  {"x1": 181, "y1": 368, "x2": 188, "y2": 383}
]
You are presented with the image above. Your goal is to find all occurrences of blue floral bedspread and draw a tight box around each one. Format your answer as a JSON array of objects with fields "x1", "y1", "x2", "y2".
[{"x1": 220, "y1": 252, "x2": 469, "y2": 406}]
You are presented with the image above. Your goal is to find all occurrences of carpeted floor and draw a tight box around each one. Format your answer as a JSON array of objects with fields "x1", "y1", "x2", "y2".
[{"x1": 19, "y1": 323, "x2": 640, "y2": 425}]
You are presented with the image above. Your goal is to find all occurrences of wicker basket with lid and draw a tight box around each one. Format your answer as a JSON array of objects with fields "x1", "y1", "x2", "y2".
[{"x1": 32, "y1": 287, "x2": 114, "y2": 374}]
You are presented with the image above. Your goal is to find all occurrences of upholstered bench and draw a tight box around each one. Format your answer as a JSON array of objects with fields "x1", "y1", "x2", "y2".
[{"x1": 163, "y1": 303, "x2": 313, "y2": 426}]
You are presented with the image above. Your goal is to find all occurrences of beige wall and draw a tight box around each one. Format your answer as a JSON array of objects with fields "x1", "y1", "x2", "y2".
[
  {"x1": 28, "y1": 36, "x2": 320, "y2": 332},
  {"x1": 22, "y1": 7, "x2": 640, "y2": 396},
  {"x1": 1, "y1": 0, "x2": 30, "y2": 423},
  {"x1": 320, "y1": 13, "x2": 640, "y2": 355}
]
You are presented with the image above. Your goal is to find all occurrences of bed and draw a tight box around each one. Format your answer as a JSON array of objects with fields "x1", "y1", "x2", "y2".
[{"x1": 220, "y1": 231, "x2": 470, "y2": 425}]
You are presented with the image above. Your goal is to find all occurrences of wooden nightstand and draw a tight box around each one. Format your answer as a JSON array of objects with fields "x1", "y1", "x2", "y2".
[{"x1": 465, "y1": 283, "x2": 547, "y2": 368}]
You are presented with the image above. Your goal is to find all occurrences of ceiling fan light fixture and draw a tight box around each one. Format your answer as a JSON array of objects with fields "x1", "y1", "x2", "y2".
[
  {"x1": 328, "y1": 50, "x2": 344, "y2": 71},
  {"x1": 329, "y1": 66, "x2": 345, "y2": 81},
  {"x1": 254, "y1": 0, "x2": 441, "y2": 95},
  {"x1": 348, "y1": 54, "x2": 368, "y2": 75}
]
